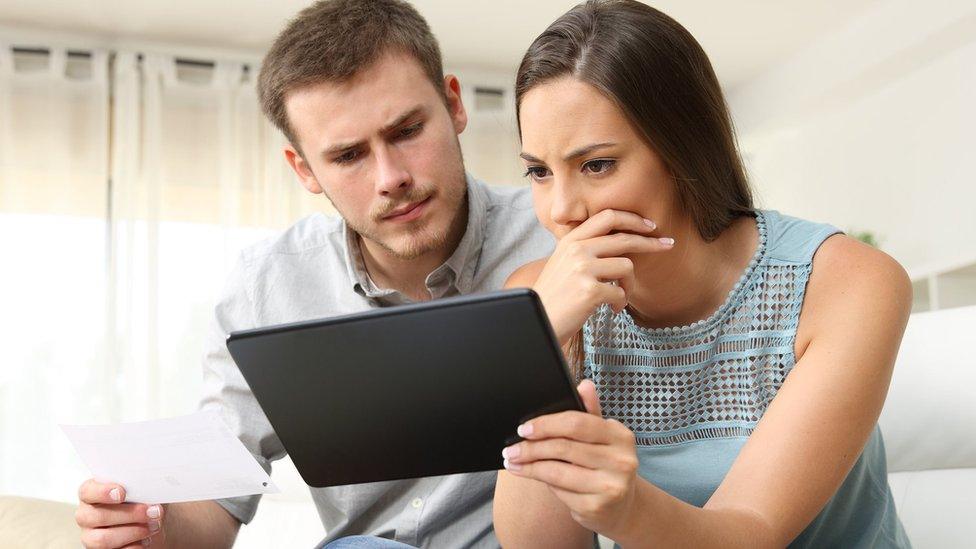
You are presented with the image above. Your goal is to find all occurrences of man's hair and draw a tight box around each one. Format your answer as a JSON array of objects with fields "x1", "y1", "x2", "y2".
[{"x1": 258, "y1": 0, "x2": 446, "y2": 147}]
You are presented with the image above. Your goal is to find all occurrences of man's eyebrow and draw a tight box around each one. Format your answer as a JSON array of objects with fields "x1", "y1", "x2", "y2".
[
  {"x1": 321, "y1": 106, "x2": 427, "y2": 158},
  {"x1": 520, "y1": 142, "x2": 618, "y2": 164},
  {"x1": 322, "y1": 139, "x2": 364, "y2": 159},
  {"x1": 380, "y1": 106, "x2": 425, "y2": 134}
]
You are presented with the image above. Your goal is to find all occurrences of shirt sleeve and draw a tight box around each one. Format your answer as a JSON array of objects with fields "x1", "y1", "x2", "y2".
[{"x1": 198, "y1": 251, "x2": 286, "y2": 525}]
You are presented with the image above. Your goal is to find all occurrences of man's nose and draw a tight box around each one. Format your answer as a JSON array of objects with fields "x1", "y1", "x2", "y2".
[{"x1": 374, "y1": 145, "x2": 412, "y2": 197}]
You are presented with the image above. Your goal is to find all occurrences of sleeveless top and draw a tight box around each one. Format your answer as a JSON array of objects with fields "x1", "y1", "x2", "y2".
[{"x1": 582, "y1": 210, "x2": 910, "y2": 548}]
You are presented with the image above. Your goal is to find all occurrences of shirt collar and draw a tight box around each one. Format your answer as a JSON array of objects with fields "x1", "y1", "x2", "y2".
[{"x1": 342, "y1": 173, "x2": 488, "y2": 303}]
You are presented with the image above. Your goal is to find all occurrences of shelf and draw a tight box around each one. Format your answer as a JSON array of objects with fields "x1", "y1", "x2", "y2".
[{"x1": 909, "y1": 257, "x2": 976, "y2": 313}]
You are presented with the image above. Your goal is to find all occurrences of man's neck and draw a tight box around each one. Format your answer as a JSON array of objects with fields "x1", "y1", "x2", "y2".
[
  {"x1": 626, "y1": 214, "x2": 757, "y2": 329},
  {"x1": 358, "y1": 197, "x2": 469, "y2": 302}
]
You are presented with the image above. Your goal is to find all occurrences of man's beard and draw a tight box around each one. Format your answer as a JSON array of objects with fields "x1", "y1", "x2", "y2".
[{"x1": 345, "y1": 163, "x2": 467, "y2": 260}]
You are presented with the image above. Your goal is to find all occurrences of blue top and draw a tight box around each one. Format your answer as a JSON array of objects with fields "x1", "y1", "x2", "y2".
[{"x1": 582, "y1": 210, "x2": 910, "y2": 548}]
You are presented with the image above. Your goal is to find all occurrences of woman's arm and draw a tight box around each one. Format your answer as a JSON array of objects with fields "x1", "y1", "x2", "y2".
[
  {"x1": 503, "y1": 235, "x2": 912, "y2": 548},
  {"x1": 495, "y1": 259, "x2": 595, "y2": 549}
]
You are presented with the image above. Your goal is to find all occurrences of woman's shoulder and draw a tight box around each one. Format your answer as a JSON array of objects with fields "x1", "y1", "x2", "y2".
[
  {"x1": 811, "y1": 235, "x2": 911, "y2": 300},
  {"x1": 760, "y1": 209, "x2": 841, "y2": 265},
  {"x1": 504, "y1": 257, "x2": 550, "y2": 289},
  {"x1": 799, "y1": 234, "x2": 912, "y2": 347}
]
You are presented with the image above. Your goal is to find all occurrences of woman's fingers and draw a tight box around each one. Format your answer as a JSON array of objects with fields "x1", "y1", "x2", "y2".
[
  {"x1": 589, "y1": 256, "x2": 633, "y2": 280},
  {"x1": 517, "y1": 410, "x2": 613, "y2": 444},
  {"x1": 586, "y1": 231, "x2": 674, "y2": 258},
  {"x1": 577, "y1": 380, "x2": 603, "y2": 416},
  {"x1": 565, "y1": 209, "x2": 657, "y2": 242},
  {"x1": 504, "y1": 437, "x2": 610, "y2": 471},
  {"x1": 504, "y1": 457, "x2": 601, "y2": 494},
  {"x1": 572, "y1": 276, "x2": 627, "y2": 317}
]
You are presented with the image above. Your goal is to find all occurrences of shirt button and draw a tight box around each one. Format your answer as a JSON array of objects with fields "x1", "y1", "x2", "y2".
[{"x1": 411, "y1": 497, "x2": 423, "y2": 509}]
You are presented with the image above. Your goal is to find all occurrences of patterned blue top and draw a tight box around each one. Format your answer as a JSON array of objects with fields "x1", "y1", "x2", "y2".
[{"x1": 582, "y1": 210, "x2": 910, "y2": 548}]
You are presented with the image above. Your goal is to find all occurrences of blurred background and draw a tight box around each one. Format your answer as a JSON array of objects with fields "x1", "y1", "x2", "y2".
[{"x1": 1, "y1": 0, "x2": 974, "y2": 547}]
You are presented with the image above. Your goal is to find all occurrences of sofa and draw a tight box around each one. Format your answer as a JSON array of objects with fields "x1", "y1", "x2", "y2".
[
  {"x1": 875, "y1": 305, "x2": 976, "y2": 547},
  {"x1": 3, "y1": 306, "x2": 974, "y2": 548}
]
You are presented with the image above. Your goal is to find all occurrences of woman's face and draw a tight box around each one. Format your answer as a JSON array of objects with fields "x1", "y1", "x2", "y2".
[{"x1": 518, "y1": 77, "x2": 677, "y2": 240}]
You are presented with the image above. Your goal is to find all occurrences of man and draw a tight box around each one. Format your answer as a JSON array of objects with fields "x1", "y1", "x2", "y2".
[{"x1": 73, "y1": 1, "x2": 553, "y2": 547}]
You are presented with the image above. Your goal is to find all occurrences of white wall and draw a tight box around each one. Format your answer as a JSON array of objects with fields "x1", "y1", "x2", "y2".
[
  {"x1": 450, "y1": 66, "x2": 525, "y2": 188},
  {"x1": 729, "y1": 0, "x2": 976, "y2": 275}
]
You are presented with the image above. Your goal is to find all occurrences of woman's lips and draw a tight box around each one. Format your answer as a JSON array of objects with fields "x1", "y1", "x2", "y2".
[{"x1": 382, "y1": 196, "x2": 431, "y2": 223}]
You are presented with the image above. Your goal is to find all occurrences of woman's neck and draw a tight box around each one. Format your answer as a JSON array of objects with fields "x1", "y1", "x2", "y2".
[{"x1": 625, "y1": 214, "x2": 758, "y2": 329}]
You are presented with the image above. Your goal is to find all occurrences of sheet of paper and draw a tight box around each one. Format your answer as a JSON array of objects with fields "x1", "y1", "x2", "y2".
[{"x1": 61, "y1": 409, "x2": 279, "y2": 504}]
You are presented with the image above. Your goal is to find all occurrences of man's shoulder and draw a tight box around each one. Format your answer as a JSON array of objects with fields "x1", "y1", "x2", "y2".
[
  {"x1": 471, "y1": 178, "x2": 554, "y2": 274},
  {"x1": 477, "y1": 180, "x2": 535, "y2": 214},
  {"x1": 238, "y1": 212, "x2": 345, "y2": 266}
]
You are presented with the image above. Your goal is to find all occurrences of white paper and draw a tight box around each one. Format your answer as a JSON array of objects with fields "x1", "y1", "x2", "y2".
[{"x1": 61, "y1": 409, "x2": 279, "y2": 504}]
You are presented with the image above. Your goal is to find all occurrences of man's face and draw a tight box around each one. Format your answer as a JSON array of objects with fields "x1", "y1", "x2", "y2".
[{"x1": 283, "y1": 51, "x2": 468, "y2": 260}]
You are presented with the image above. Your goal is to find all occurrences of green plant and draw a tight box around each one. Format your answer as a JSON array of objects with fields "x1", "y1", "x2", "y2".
[{"x1": 849, "y1": 230, "x2": 880, "y2": 248}]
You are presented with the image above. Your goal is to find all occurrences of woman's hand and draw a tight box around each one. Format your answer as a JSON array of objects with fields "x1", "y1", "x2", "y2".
[
  {"x1": 532, "y1": 209, "x2": 673, "y2": 345},
  {"x1": 502, "y1": 380, "x2": 643, "y2": 540}
]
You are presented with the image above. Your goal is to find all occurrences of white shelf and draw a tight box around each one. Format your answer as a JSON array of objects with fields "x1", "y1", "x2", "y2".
[{"x1": 908, "y1": 256, "x2": 976, "y2": 313}]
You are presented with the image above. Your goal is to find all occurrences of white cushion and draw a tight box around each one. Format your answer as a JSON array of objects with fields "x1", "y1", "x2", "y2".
[
  {"x1": 878, "y1": 305, "x2": 976, "y2": 472},
  {"x1": 888, "y1": 469, "x2": 976, "y2": 548}
]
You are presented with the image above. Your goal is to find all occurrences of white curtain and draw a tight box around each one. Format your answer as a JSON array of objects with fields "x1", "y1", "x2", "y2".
[
  {"x1": 0, "y1": 44, "x2": 112, "y2": 501},
  {"x1": 0, "y1": 44, "x2": 325, "y2": 502}
]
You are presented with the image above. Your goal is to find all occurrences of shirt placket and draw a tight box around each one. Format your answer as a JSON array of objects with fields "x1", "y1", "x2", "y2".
[{"x1": 395, "y1": 491, "x2": 430, "y2": 546}]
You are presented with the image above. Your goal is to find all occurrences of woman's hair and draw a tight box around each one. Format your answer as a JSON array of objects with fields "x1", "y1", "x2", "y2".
[
  {"x1": 515, "y1": 0, "x2": 753, "y2": 239},
  {"x1": 515, "y1": 0, "x2": 755, "y2": 373}
]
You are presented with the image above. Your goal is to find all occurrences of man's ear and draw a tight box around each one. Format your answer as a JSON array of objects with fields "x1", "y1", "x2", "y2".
[
  {"x1": 284, "y1": 144, "x2": 324, "y2": 195},
  {"x1": 443, "y1": 74, "x2": 468, "y2": 136}
]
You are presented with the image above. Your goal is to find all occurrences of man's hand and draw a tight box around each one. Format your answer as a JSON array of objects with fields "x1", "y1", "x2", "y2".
[{"x1": 76, "y1": 479, "x2": 165, "y2": 548}]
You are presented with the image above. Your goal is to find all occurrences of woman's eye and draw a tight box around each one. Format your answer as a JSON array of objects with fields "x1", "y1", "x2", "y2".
[
  {"x1": 582, "y1": 159, "x2": 615, "y2": 175},
  {"x1": 523, "y1": 166, "x2": 550, "y2": 181}
]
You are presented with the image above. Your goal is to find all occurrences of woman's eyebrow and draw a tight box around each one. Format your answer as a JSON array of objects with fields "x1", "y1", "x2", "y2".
[
  {"x1": 520, "y1": 142, "x2": 618, "y2": 164},
  {"x1": 562, "y1": 142, "x2": 617, "y2": 161}
]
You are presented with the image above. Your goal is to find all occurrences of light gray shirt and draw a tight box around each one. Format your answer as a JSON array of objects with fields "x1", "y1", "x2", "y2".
[{"x1": 199, "y1": 175, "x2": 554, "y2": 547}]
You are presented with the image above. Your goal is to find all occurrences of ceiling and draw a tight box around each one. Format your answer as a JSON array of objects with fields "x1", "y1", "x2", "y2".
[{"x1": 0, "y1": 0, "x2": 881, "y2": 90}]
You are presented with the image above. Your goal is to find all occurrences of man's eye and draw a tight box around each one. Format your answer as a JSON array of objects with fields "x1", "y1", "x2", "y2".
[
  {"x1": 582, "y1": 159, "x2": 616, "y2": 175},
  {"x1": 523, "y1": 166, "x2": 550, "y2": 181},
  {"x1": 334, "y1": 150, "x2": 360, "y2": 165},
  {"x1": 399, "y1": 123, "x2": 422, "y2": 138}
]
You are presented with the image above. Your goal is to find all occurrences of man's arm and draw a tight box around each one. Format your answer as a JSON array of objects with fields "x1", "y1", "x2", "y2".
[
  {"x1": 76, "y1": 479, "x2": 240, "y2": 548},
  {"x1": 162, "y1": 500, "x2": 241, "y2": 548}
]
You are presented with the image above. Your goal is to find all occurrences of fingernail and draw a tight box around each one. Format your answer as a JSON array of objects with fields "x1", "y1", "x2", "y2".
[
  {"x1": 147, "y1": 505, "x2": 161, "y2": 519},
  {"x1": 142, "y1": 538, "x2": 151, "y2": 547},
  {"x1": 517, "y1": 423, "x2": 533, "y2": 437},
  {"x1": 110, "y1": 488, "x2": 122, "y2": 502},
  {"x1": 149, "y1": 520, "x2": 160, "y2": 533},
  {"x1": 504, "y1": 459, "x2": 523, "y2": 471},
  {"x1": 659, "y1": 237, "x2": 675, "y2": 246},
  {"x1": 643, "y1": 218, "x2": 656, "y2": 229},
  {"x1": 502, "y1": 445, "x2": 520, "y2": 459}
]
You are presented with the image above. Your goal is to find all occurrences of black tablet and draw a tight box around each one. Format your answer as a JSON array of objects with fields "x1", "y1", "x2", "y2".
[{"x1": 226, "y1": 288, "x2": 584, "y2": 488}]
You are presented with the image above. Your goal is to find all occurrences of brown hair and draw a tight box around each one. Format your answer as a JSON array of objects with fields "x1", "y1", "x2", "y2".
[
  {"x1": 515, "y1": 0, "x2": 755, "y2": 373},
  {"x1": 258, "y1": 0, "x2": 446, "y2": 148}
]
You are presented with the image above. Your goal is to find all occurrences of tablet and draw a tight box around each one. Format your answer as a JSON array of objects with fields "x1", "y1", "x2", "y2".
[{"x1": 226, "y1": 288, "x2": 584, "y2": 488}]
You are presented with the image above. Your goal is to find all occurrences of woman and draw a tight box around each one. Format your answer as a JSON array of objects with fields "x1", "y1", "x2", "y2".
[{"x1": 493, "y1": 1, "x2": 912, "y2": 547}]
